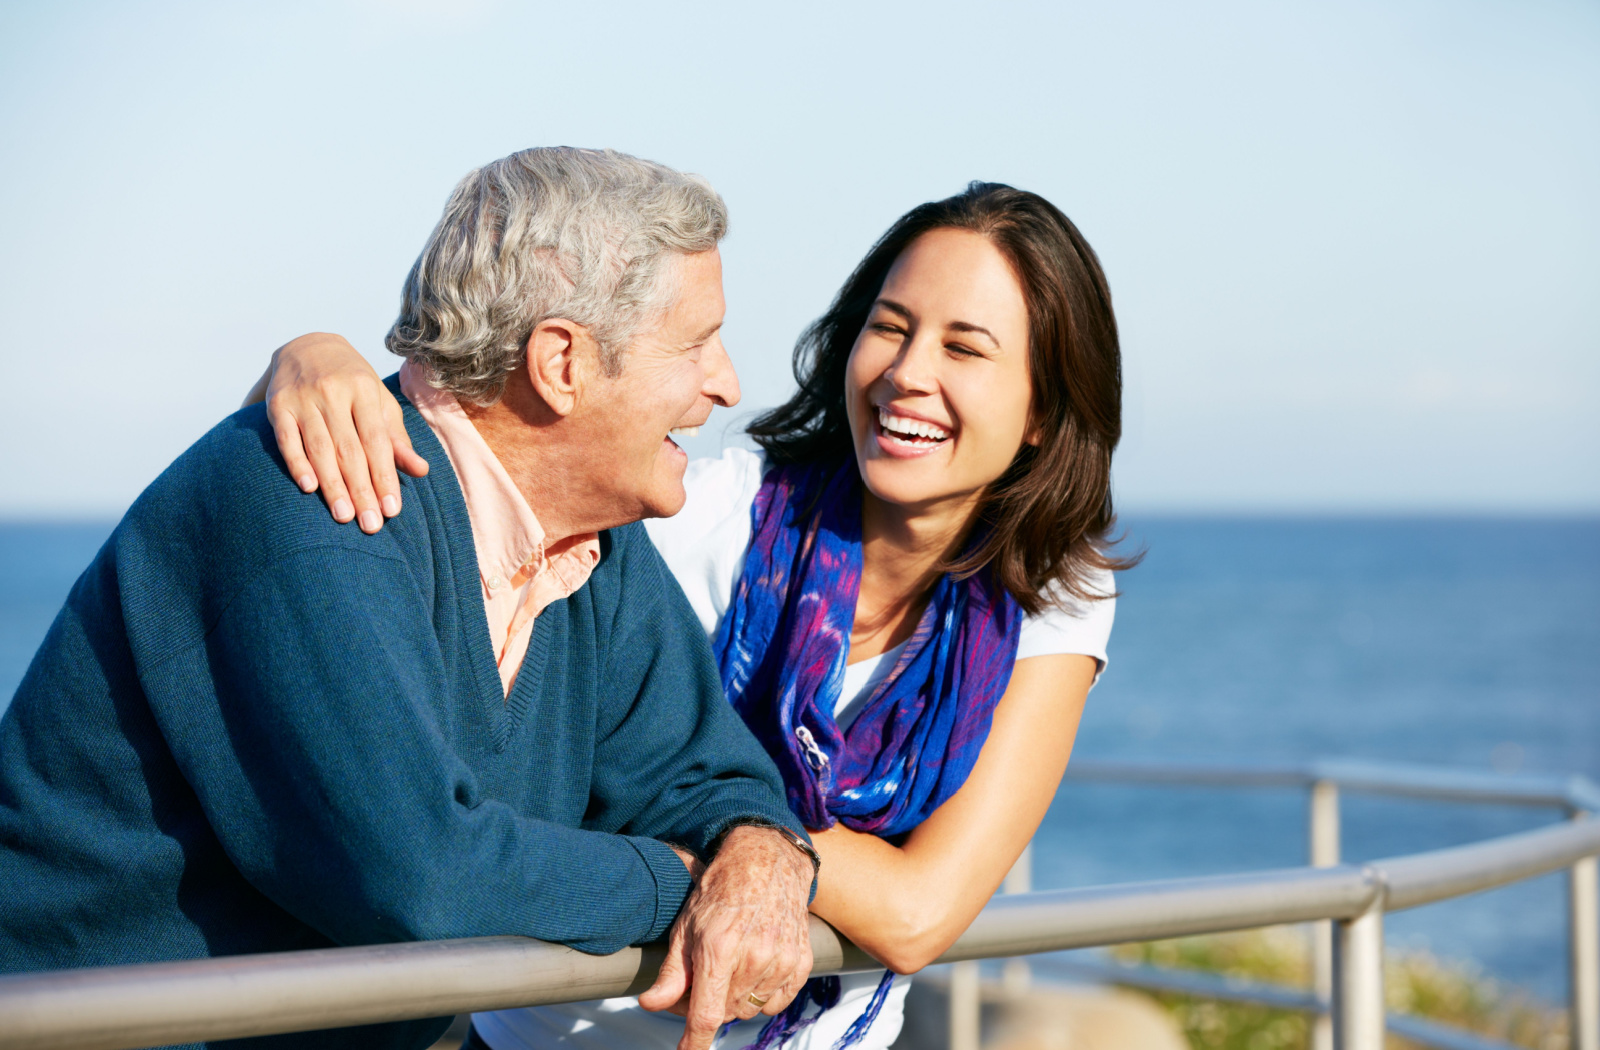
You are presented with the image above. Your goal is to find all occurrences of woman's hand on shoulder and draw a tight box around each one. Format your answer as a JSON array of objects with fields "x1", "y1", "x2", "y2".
[{"x1": 252, "y1": 333, "x2": 428, "y2": 533}]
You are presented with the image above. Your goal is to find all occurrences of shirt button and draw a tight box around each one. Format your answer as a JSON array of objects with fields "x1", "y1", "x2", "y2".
[{"x1": 488, "y1": 576, "x2": 503, "y2": 590}]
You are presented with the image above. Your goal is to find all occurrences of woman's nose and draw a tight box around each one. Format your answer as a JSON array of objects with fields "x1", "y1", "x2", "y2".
[{"x1": 884, "y1": 338, "x2": 939, "y2": 395}]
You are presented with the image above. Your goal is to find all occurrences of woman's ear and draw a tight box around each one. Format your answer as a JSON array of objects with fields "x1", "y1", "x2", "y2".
[
  {"x1": 1023, "y1": 410, "x2": 1044, "y2": 447},
  {"x1": 524, "y1": 318, "x2": 595, "y2": 417}
]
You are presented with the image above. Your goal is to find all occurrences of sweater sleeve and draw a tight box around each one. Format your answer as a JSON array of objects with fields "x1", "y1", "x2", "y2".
[
  {"x1": 148, "y1": 543, "x2": 692, "y2": 954},
  {"x1": 583, "y1": 525, "x2": 805, "y2": 857}
]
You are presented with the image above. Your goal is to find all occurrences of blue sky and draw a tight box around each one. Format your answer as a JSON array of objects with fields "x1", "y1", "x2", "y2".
[{"x1": 1, "y1": 0, "x2": 1595, "y2": 515}]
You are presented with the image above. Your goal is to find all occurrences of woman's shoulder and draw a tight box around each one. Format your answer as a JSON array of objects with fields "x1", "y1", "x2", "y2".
[
  {"x1": 1015, "y1": 565, "x2": 1116, "y2": 670},
  {"x1": 687, "y1": 446, "x2": 767, "y2": 504}
]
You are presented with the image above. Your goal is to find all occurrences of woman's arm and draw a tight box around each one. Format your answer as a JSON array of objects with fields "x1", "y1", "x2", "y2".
[
  {"x1": 807, "y1": 652, "x2": 1095, "y2": 974},
  {"x1": 243, "y1": 334, "x2": 428, "y2": 533}
]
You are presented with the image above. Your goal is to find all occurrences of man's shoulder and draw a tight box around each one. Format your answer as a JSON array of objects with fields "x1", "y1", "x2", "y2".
[
  {"x1": 120, "y1": 405, "x2": 436, "y2": 593},
  {"x1": 146, "y1": 403, "x2": 295, "y2": 495}
]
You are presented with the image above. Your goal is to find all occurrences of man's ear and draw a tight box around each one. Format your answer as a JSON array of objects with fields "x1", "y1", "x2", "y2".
[{"x1": 524, "y1": 318, "x2": 595, "y2": 417}]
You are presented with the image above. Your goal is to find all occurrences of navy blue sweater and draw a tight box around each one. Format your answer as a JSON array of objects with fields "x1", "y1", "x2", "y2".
[{"x1": 0, "y1": 385, "x2": 800, "y2": 1048}]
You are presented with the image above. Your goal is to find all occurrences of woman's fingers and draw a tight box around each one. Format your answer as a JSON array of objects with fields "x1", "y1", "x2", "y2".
[
  {"x1": 352, "y1": 387, "x2": 403, "y2": 522},
  {"x1": 263, "y1": 332, "x2": 412, "y2": 529},
  {"x1": 385, "y1": 397, "x2": 430, "y2": 481},
  {"x1": 328, "y1": 404, "x2": 383, "y2": 533},
  {"x1": 296, "y1": 409, "x2": 356, "y2": 523},
  {"x1": 270, "y1": 412, "x2": 318, "y2": 496},
  {"x1": 394, "y1": 439, "x2": 430, "y2": 480}
]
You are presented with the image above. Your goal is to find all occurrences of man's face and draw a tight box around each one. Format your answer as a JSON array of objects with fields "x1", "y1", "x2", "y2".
[{"x1": 581, "y1": 248, "x2": 738, "y2": 521}]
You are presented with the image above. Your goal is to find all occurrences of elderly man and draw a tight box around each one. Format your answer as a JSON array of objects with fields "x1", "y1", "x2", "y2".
[{"x1": 0, "y1": 148, "x2": 815, "y2": 1050}]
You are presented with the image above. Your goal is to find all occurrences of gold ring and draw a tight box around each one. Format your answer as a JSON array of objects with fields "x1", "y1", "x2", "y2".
[{"x1": 746, "y1": 992, "x2": 770, "y2": 1008}]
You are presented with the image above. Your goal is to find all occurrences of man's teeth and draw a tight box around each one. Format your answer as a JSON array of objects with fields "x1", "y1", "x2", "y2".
[
  {"x1": 669, "y1": 426, "x2": 700, "y2": 438},
  {"x1": 876, "y1": 407, "x2": 950, "y2": 441}
]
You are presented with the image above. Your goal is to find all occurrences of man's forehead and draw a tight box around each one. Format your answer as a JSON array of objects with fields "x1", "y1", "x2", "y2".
[{"x1": 667, "y1": 249, "x2": 726, "y2": 337}]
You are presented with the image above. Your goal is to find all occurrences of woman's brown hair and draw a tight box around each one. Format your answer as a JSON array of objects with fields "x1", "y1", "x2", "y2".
[{"x1": 747, "y1": 181, "x2": 1137, "y2": 614}]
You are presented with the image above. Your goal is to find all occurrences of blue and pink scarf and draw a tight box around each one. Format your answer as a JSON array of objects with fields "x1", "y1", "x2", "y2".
[{"x1": 712, "y1": 458, "x2": 1022, "y2": 1049}]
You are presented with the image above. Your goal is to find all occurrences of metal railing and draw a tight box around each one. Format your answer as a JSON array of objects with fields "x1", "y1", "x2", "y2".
[
  {"x1": 0, "y1": 758, "x2": 1595, "y2": 1050},
  {"x1": 1040, "y1": 758, "x2": 1600, "y2": 1050}
]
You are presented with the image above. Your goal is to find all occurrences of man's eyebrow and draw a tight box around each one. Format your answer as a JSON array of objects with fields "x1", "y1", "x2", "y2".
[{"x1": 689, "y1": 321, "x2": 723, "y2": 343}]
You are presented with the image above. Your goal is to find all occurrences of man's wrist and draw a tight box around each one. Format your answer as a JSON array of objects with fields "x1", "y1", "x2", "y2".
[{"x1": 711, "y1": 820, "x2": 820, "y2": 902}]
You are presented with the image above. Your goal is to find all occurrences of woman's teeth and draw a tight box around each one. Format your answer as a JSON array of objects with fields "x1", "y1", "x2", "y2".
[
  {"x1": 669, "y1": 426, "x2": 700, "y2": 438},
  {"x1": 877, "y1": 407, "x2": 951, "y2": 444}
]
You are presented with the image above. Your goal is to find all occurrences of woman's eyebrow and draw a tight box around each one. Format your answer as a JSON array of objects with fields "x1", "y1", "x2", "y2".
[
  {"x1": 875, "y1": 299, "x2": 999, "y2": 346},
  {"x1": 947, "y1": 320, "x2": 999, "y2": 346}
]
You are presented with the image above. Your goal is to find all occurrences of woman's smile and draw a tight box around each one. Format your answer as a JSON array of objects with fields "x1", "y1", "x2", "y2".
[{"x1": 873, "y1": 405, "x2": 953, "y2": 458}]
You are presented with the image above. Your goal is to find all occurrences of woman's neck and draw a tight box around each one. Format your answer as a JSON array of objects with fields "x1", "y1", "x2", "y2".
[{"x1": 850, "y1": 488, "x2": 980, "y2": 662}]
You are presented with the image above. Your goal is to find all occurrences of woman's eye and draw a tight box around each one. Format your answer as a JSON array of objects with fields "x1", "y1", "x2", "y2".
[
  {"x1": 872, "y1": 323, "x2": 904, "y2": 336},
  {"x1": 946, "y1": 343, "x2": 980, "y2": 358}
]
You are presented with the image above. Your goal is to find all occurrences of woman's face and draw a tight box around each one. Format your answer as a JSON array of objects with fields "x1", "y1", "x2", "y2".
[{"x1": 845, "y1": 228, "x2": 1035, "y2": 514}]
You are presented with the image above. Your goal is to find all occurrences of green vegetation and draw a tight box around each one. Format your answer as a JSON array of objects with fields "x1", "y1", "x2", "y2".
[{"x1": 1107, "y1": 927, "x2": 1567, "y2": 1050}]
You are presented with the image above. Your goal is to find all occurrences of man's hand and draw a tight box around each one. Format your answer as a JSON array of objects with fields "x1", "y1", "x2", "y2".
[{"x1": 638, "y1": 826, "x2": 815, "y2": 1050}]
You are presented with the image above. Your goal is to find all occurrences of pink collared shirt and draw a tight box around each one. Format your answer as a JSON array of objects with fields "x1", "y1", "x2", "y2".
[{"x1": 401, "y1": 361, "x2": 601, "y2": 696}]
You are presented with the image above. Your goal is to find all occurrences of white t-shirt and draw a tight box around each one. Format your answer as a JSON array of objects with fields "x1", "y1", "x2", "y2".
[
  {"x1": 473, "y1": 448, "x2": 1116, "y2": 1050},
  {"x1": 647, "y1": 448, "x2": 1116, "y2": 686}
]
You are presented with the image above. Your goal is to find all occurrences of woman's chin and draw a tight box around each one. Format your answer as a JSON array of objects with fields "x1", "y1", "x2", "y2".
[{"x1": 856, "y1": 454, "x2": 961, "y2": 510}]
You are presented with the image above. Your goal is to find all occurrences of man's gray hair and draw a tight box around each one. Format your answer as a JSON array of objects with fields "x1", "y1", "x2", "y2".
[{"x1": 386, "y1": 147, "x2": 728, "y2": 405}]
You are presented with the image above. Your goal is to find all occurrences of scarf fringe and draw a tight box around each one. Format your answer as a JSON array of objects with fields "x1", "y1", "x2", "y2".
[{"x1": 741, "y1": 971, "x2": 895, "y2": 1050}]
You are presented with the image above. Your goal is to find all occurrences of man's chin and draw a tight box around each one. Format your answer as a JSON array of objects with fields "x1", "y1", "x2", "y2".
[{"x1": 638, "y1": 469, "x2": 689, "y2": 520}]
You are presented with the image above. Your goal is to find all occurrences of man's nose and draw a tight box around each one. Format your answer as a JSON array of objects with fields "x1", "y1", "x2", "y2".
[{"x1": 703, "y1": 334, "x2": 741, "y2": 408}]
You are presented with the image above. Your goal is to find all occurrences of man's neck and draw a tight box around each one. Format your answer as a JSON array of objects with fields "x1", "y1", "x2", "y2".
[{"x1": 460, "y1": 398, "x2": 597, "y2": 547}]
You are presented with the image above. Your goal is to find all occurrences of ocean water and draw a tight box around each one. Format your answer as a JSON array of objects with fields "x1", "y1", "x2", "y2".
[
  {"x1": 1038, "y1": 516, "x2": 1600, "y2": 1004},
  {"x1": 2, "y1": 517, "x2": 1597, "y2": 1002}
]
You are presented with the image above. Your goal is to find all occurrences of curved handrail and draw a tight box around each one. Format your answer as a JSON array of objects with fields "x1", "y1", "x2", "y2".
[
  {"x1": 1062, "y1": 757, "x2": 1600, "y2": 812},
  {"x1": 2, "y1": 816, "x2": 1595, "y2": 1050},
  {"x1": 1382, "y1": 811, "x2": 1600, "y2": 910}
]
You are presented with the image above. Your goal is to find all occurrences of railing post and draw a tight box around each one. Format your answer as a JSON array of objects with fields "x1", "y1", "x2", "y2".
[
  {"x1": 1569, "y1": 808, "x2": 1599, "y2": 1050},
  {"x1": 949, "y1": 959, "x2": 981, "y2": 1050},
  {"x1": 948, "y1": 842, "x2": 1032, "y2": 1048},
  {"x1": 1332, "y1": 890, "x2": 1385, "y2": 1050},
  {"x1": 1001, "y1": 842, "x2": 1033, "y2": 996},
  {"x1": 1311, "y1": 778, "x2": 1340, "y2": 1050}
]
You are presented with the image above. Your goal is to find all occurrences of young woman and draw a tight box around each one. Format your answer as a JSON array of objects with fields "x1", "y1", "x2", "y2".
[{"x1": 253, "y1": 182, "x2": 1132, "y2": 1050}]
